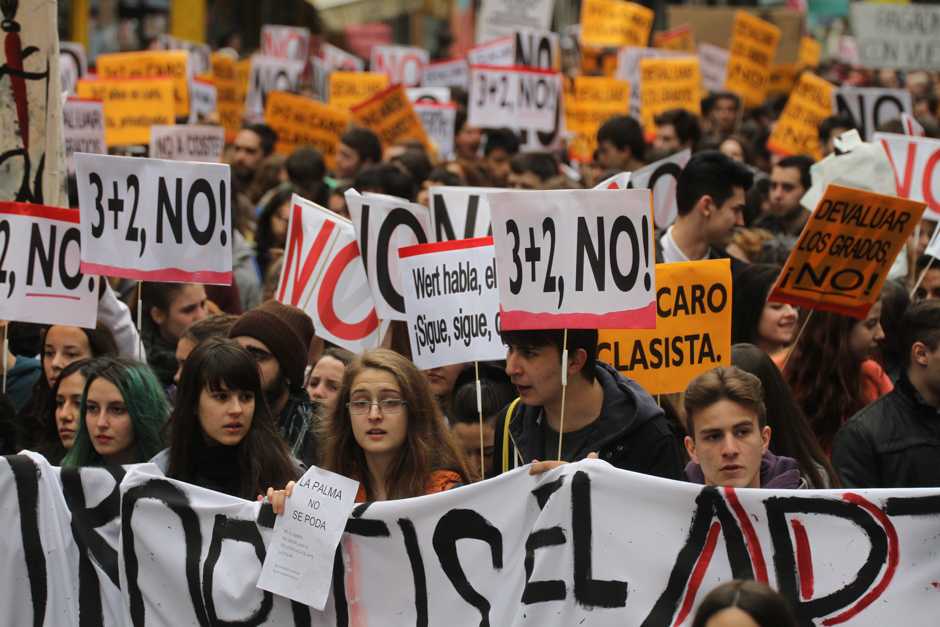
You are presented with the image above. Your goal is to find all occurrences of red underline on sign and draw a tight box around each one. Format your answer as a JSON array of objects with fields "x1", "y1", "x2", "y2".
[
  {"x1": 26, "y1": 293, "x2": 82, "y2": 300},
  {"x1": 80, "y1": 262, "x2": 233, "y2": 285}
]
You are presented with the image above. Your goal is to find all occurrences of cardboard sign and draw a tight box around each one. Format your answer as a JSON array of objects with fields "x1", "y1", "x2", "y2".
[
  {"x1": 467, "y1": 36, "x2": 515, "y2": 68},
  {"x1": 320, "y1": 42, "x2": 364, "y2": 72},
  {"x1": 422, "y1": 57, "x2": 470, "y2": 89},
  {"x1": 725, "y1": 11, "x2": 780, "y2": 108},
  {"x1": 514, "y1": 27, "x2": 560, "y2": 69},
  {"x1": 852, "y1": 3, "x2": 940, "y2": 70},
  {"x1": 264, "y1": 91, "x2": 350, "y2": 169},
  {"x1": 261, "y1": 25, "x2": 311, "y2": 61},
  {"x1": 876, "y1": 132, "x2": 940, "y2": 221},
  {"x1": 211, "y1": 53, "x2": 242, "y2": 142},
  {"x1": 244, "y1": 54, "x2": 305, "y2": 121},
  {"x1": 797, "y1": 36, "x2": 821, "y2": 70},
  {"x1": 74, "y1": 154, "x2": 233, "y2": 284},
  {"x1": 654, "y1": 24, "x2": 696, "y2": 53},
  {"x1": 615, "y1": 47, "x2": 686, "y2": 118},
  {"x1": 430, "y1": 186, "x2": 504, "y2": 242},
  {"x1": 96, "y1": 50, "x2": 191, "y2": 118},
  {"x1": 154, "y1": 34, "x2": 211, "y2": 76},
  {"x1": 598, "y1": 259, "x2": 731, "y2": 394},
  {"x1": 190, "y1": 78, "x2": 217, "y2": 121},
  {"x1": 475, "y1": 0, "x2": 555, "y2": 44},
  {"x1": 767, "y1": 64, "x2": 797, "y2": 97},
  {"x1": 371, "y1": 44, "x2": 429, "y2": 87},
  {"x1": 698, "y1": 42, "x2": 730, "y2": 94},
  {"x1": 833, "y1": 87, "x2": 912, "y2": 142},
  {"x1": 767, "y1": 72, "x2": 834, "y2": 161},
  {"x1": 769, "y1": 184, "x2": 926, "y2": 318},
  {"x1": 149, "y1": 125, "x2": 226, "y2": 163},
  {"x1": 351, "y1": 85, "x2": 430, "y2": 150},
  {"x1": 567, "y1": 76, "x2": 630, "y2": 160},
  {"x1": 328, "y1": 71, "x2": 388, "y2": 110},
  {"x1": 628, "y1": 149, "x2": 691, "y2": 229},
  {"x1": 580, "y1": 0, "x2": 655, "y2": 48},
  {"x1": 488, "y1": 189, "x2": 656, "y2": 330},
  {"x1": 59, "y1": 41, "x2": 87, "y2": 96},
  {"x1": 468, "y1": 65, "x2": 561, "y2": 134},
  {"x1": 0, "y1": 203, "x2": 99, "y2": 327},
  {"x1": 400, "y1": 237, "x2": 506, "y2": 369},
  {"x1": 63, "y1": 99, "x2": 106, "y2": 174},
  {"x1": 413, "y1": 102, "x2": 457, "y2": 161},
  {"x1": 346, "y1": 190, "x2": 432, "y2": 321},
  {"x1": 639, "y1": 56, "x2": 701, "y2": 136},
  {"x1": 276, "y1": 195, "x2": 379, "y2": 353},
  {"x1": 75, "y1": 77, "x2": 175, "y2": 147}
]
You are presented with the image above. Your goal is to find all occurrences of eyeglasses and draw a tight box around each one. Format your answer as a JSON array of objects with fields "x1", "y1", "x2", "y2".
[{"x1": 347, "y1": 399, "x2": 408, "y2": 415}]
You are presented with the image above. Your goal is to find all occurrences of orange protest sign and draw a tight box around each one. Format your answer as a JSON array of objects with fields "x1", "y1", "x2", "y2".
[
  {"x1": 351, "y1": 84, "x2": 430, "y2": 150},
  {"x1": 211, "y1": 53, "x2": 242, "y2": 142},
  {"x1": 797, "y1": 36, "x2": 821, "y2": 70},
  {"x1": 237, "y1": 58, "x2": 252, "y2": 109},
  {"x1": 767, "y1": 64, "x2": 797, "y2": 96},
  {"x1": 598, "y1": 259, "x2": 732, "y2": 395},
  {"x1": 329, "y1": 72, "x2": 389, "y2": 110},
  {"x1": 568, "y1": 76, "x2": 630, "y2": 161},
  {"x1": 725, "y1": 11, "x2": 780, "y2": 108},
  {"x1": 580, "y1": 0, "x2": 654, "y2": 48},
  {"x1": 769, "y1": 185, "x2": 926, "y2": 319},
  {"x1": 95, "y1": 50, "x2": 190, "y2": 118},
  {"x1": 76, "y1": 77, "x2": 175, "y2": 146},
  {"x1": 639, "y1": 56, "x2": 701, "y2": 138},
  {"x1": 264, "y1": 91, "x2": 351, "y2": 169},
  {"x1": 767, "y1": 72, "x2": 834, "y2": 160},
  {"x1": 654, "y1": 24, "x2": 696, "y2": 53}
]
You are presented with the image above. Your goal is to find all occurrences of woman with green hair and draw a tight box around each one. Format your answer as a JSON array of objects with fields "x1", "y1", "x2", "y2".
[{"x1": 61, "y1": 356, "x2": 169, "y2": 466}]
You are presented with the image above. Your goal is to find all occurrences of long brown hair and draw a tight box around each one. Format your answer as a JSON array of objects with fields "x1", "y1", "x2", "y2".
[
  {"x1": 319, "y1": 348, "x2": 474, "y2": 500},
  {"x1": 164, "y1": 337, "x2": 299, "y2": 499}
]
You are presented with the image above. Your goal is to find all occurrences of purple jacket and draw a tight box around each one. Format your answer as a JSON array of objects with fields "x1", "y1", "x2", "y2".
[{"x1": 685, "y1": 450, "x2": 803, "y2": 489}]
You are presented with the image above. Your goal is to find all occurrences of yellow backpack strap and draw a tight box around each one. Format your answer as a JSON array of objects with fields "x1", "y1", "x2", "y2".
[{"x1": 501, "y1": 398, "x2": 522, "y2": 474}]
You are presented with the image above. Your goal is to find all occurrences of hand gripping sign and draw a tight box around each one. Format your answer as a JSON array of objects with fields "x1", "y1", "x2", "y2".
[
  {"x1": 346, "y1": 190, "x2": 432, "y2": 321},
  {"x1": 0, "y1": 203, "x2": 99, "y2": 328},
  {"x1": 276, "y1": 195, "x2": 379, "y2": 353},
  {"x1": 74, "y1": 154, "x2": 232, "y2": 284},
  {"x1": 400, "y1": 237, "x2": 505, "y2": 369},
  {"x1": 769, "y1": 184, "x2": 926, "y2": 319},
  {"x1": 488, "y1": 189, "x2": 657, "y2": 330}
]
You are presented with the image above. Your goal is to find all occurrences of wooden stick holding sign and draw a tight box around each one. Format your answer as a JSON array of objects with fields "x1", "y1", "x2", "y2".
[
  {"x1": 474, "y1": 360, "x2": 484, "y2": 479},
  {"x1": 781, "y1": 309, "x2": 813, "y2": 372},
  {"x1": 558, "y1": 328, "x2": 568, "y2": 462},
  {"x1": 2, "y1": 324, "x2": 8, "y2": 394},
  {"x1": 910, "y1": 256, "x2": 935, "y2": 298},
  {"x1": 137, "y1": 281, "x2": 143, "y2": 361}
]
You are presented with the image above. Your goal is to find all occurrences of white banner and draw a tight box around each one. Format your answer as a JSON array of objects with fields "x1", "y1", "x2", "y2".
[
  {"x1": 514, "y1": 27, "x2": 560, "y2": 69},
  {"x1": 190, "y1": 77, "x2": 217, "y2": 121},
  {"x1": 616, "y1": 47, "x2": 686, "y2": 118},
  {"x1": 245, "y1": 55, "x2": 305, "y2": 121},
  {"x1": 276, "y1": 195, "x2": 380, "y2": 354},
  {"x1": 347, "y1": 190, "x2": 432, "y2": 321},
  {"x1": 59, "y1": 41, "x2": 87, "y2": 96},
  {"x1": 400, "y1": 237, "x2": 505, "y2": 368},
  {"x1": 833, "y1": 87, "x2": 912, "y2": 142},
  {"x1": 371, "y1": 45, "x2": 430, "y2": 87},
  {"x1": 489, "y1": 189, "x2": 656, "y2": 330},
  {"x1": 74, "y1": 153, "x2": 233, "y2": 284},
  {"x1": 4, "y1": 453, "x2": 940, "y2": 626},
  {"x1": 0, "y1": 203, "x2": 98, "y2": 327},
  {"x1": 149, "y1": 124, "x2": 225, "y2": 163},
  {"x1": 261, "y1": 25, "x2": 311, "y2": 61},
  {"x1": 319, "y1": 42, "x2": 364, "y2": 72},
  {"x1": 851, "y1": 3, "x2": 940, "y2": 70},
  {"x1": 430, "y1": 185, "x2": 502, "y2": 242},
  {"x1": 476, "y1": 0, "x2": 555, "y2": 45},
  {"x1": 413, "y1": 102, "x2": 457, "y2": 161},
  {"x1": 469, "y1": 66, "x2": 561, "y2": 134},
  {"x1": 628, "y1": 149, "x2": 691, "y2": 229},
  {"x1": 875, "y1": 133, "x2": 940, "y2": 222},
  {"x1": 467, "y1": 37, "x2": 516, "y2": 68},
  {"x1": 422, "y1": 57, "x2": 469, "y2": 89},
  {"x1": 63, "y1": 99, "x2": 106, "y2": 174},
  {"x1": 698, "y1": 43, "x2": 729, "y2": 94}
]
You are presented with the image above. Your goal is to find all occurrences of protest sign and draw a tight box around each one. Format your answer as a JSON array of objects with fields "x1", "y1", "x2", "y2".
[
  {"x1": 190, "y1": 77, "x2": 217, "y2": 121},
  {"x1": 580, "y1": 0, "x2": 655, "y2": 48},
  {"x1": 96, "y1": 50, "x2": 191, "y2": 118},
  {"x1": 211, "y1": 52, "x2": 243, "y2": 141},
  {"x1": 489, "y1": 189, "x2": 656, "y2": 330},
  {"x1": 351, "y1": 85, "x2": 431, "y2": 150},
  {"x1": 154, "y1": 34, "x2": 211, "y2": 76},
  {"x1": 261, "y1": 25, "x2": 311, "y2": 61},
  {"x1": 430, "y1": 186, "x2": 503, "y2": 242},
  {"x1": 615, "y1": 46, "x2": 685, "y2": 117},
  {"x1": 876, "y1": 132, "x2": 940, "y2": 221},
  {"x1": 276, "y1": 195, "x2": 379, "y2": 353},
  {"x1": 347, "y1": 190, "x2": 432, "y2": 321},
  {"x1": 833, "y1": 87, "x2": 912, "y2": 142},
  {"x1": 328, "y1": 71, "x2": 388, "y2": 110},
  {"x1": 257, "y1": 466, "x2": 358, "y2": 610},
  {"x1": 468, "y1": 66, "x2": 561, "y2": 134},
  {"x1": 767, "y1": 64, "x2": 797, "y2": 97},
  {"x1": 599, "y1": 259, "x2": 731, "y2": 394},
  {"x1": 698, "y1": 42, "x2": 730, "y2": 94},
  {"x1": 467, "y1": 36, "x2": 515, "y2": 67},
  {"x1": 371, "y1": 44, "x2": 429, "y2": 87},
  {"x1": 75, "y1": 77, "x2": 175, "y2": 147},
  {"x1": 769, "y1": 184, "x2": 926, "y2": 318},
  {"x1": 74, "y1": 154, "x2": 232, "y2": 284},
  {"x1": 59, "y1": 41, "x2": 86, "y2": 96},
  {"x1": 413, "y1": 102, "x2": 457, "y2": 161},
  {"x1": 902, "y1": 113, "x2": 925, "y2": 138},
  {"x1": 514, "y1": 27, "x2": 560, "y2": 69},
  {"x1": 475, "y1": 0, "x2": 554, "y2": 44},
  {"x1": 928, "y1": 225, "x2": 940, "y2": 259},
  {"x1": 320, "y1": 42, "x2": 364, "y2": 72},
  {"x1": 149, "y1": 125, "x2": 225, "y2": 163},
  {"x1": 638, "y1": 56, "x2": 701, "y2": 137},
  {"x1": 767, "y1": 72, "x2": 834, "y2": 160},
  {"x1": 797, "y1": 35, "x2": 821, "y2": 70},
  {"x1": 400, "y1": 237, "x2": 506, "y2": 368},
  {"x1": 567, "y1": 76, "x2": 630, "y2": 160},
  {"x1": 654, "y1": 24, "x2": 696, "y2": 53},
  {"x1": 422, "y1": 57, "x2": 470, "y2": 89},
  {"x1": 264, "y1": 91, "x2": 350, "y2": 169},
  {"x1": 628, "y1": 148, "x2": 691, "y2": 229},
  {"x1": 594, "y1": 172, "x2": 631, "y2": 190},
  {"x1": 63, "y1": 99, "x2": 106, "y2": 174},
  {"x1": 343, "y1": 22, "x2": 393, "y2": 59},
  {"x1": 407, "y1": 87, "x2": 451, "y2": 103},
  {"x1": 8, "y1": 453, "x2": 939, "y2": 626},
  {"x1": 725, "y1": 11, "x2": 780, "y2": 108},
  {"x1": 0, "y1": 203, "x2": 99, "y2": 327},
  {"x1": 245, "y1": 54, "x2": 305, "y2": 121},
  {"x1": 668, "y1": 6, "x2": 801, "y2": 66},
  {"x1": 852, "y1": 3, "x2": 940, "y2": 70}
]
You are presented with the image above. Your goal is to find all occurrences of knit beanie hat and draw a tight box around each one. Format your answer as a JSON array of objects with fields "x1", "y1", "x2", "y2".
[{"x1": 229, "y1": 300, "x2": 314, "y2": 392}]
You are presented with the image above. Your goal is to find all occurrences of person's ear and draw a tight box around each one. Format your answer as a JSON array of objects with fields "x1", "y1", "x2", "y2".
[
  {"x1": 567, "y1": 348, "x2": 589, "y2": 375},
  {"x1": 761, "y1": 425, "x2": 771, "y2": 455},
  {"x1": 912, "y1": 342, "x2": 929, "y2": 367},
  {"x1": 150, "y1": 306, "x2": 166, "y2": 325},
  {"x1": 685, "y1": 435, "x2": 699, "y2": 464},
  {"x1": 698, "y1": 195, "x2": 715, "y2": 218}
]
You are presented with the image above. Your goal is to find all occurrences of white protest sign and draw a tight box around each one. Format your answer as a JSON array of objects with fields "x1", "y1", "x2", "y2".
[
  {"x1": 320, "y1": 42, "x2": 364, "y2": 72},
  {"x1": 430, "y1": 186, "x2": 503, "y2": 242},
  {"x1": 629, "y1": 148, "x2": 690, "y2": 229},
  {"x1": 833, "y1": 87, "x2": 913, "y2": 142},
  {"x1": 476, "y1": 0, "x2": 554, "y2": 44},
  {"x1": 616, "y1": 46, "x2": 686, "y2": 117},
  {"x1": 191, "y1": 77, "x2": 217, "y2": 120},
  {"x1": 371, "y1": 45, "x2": 430, "y2": 87},
  {"x1": 245, "y1": 54, "x2": 305, "y2": 121},
  {"x1": 902, "y1": 113, "x2": 925, "y2": 137},
  {"x1": 852, "y1": 3, "x2": 940, "y2": 70},
  {"x1": 74, "y1": 153, "x2": 232, "y2": 284},
  {"x1": 422, "y1": 57, "x2": 469, "y2": 89},
  {"x1": 514, "y1": 27, "x2": 560, "y2": 69},
  {"x1": 407, "y1": 87, "x2": 451, "y2": 103},
  {"x1": 59, "y1": 41, "x2": 87, "y2": 96},
  {"x1": 310, "y1": 56, "x2": 329, "y2": 102},
  {"x1": 261, "y1": 25, "x2": 311, "y2": 61},
  {"x1": 276, "y1": 195, "x2": 379, "y2": 353},
  {"x1": 257, "y1": 466, "x2": 358, "y2": 610},
  {"x1": 698, "y1": 42, "x2": 730, "y2": 94},
  {"x1": 413, "y1": 102, "x2": 457, "y2": 161},
  {"x1": 489, "y1": 189, "x2": 656, "y2": 330},
  {"x1": 63, "y1": 98, "x2": 106, "y2": 174},
  {"x1": 149, "y1": 124, "x2": 225, "y2": 163},
  {"x1": 346, "y1": 190, "x2": 432, "y2": 321},
  {"x1": 875, "y1": 132, "x2": 940, "y2": 221},
  {"x1": 0, "y1": 203, "x2": 99, "y2": 327},
  {"x1": 469, "y1": 65, "x2": 561, "y2": 133},
  {"x1": 467, "y1": 37, "x2": 515, "y2": 67},
  {"x1": 594, "y1": 172, "x2": 631, "y2": 189},
  {"x1": 400, "y1": 237, "x2": 505, "y2": 369}
]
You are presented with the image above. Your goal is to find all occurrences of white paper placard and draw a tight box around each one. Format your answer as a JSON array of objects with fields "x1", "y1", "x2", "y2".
[
  {"x1": 59, "y1": 41, "x2": 87, "y2": 96},
  {"x1": 698, "y1": 42, "x2": 730, "y2": 94},
  {"x1": 594, "y1": 172, "x2": 631, "y2": 190},
  {"x1": 468, "y1": 65, "x2": 561, "y2": 133},
  {"x1": 190, "y1": 78, "x2": 217, "y2": 121},
  {"x1": 319, "y1": 42, "x2": 364, "y2": 72},
  {"x1": 63, "y1": 98, "x2": 106, "y2": 174},
  {"x1": 833, "y1": 87, "x2": 913, "y2": 142},
  {"x1": 475, "y1": 0, "x2": 555, "y2": 45},
  {"x1": 513, "y1": 27, "x2": 559, "y2": 69},
  {"x1": 413, "y1": 102, "x2": 457, "y2": 161},
  {"x1": 875, "y1": 133, "x2": 940, "y2": 222},
  {"x1": 467, "y1": 37, "x2": 516, "y2": 68},
  {"x1": 149, "y1": 124, "x2": 225, "y2": 163},
  {"x1": 627, "y1": 149, "x2": 691, "y2": 229},
  {"x1": 852, "y1": 3, "x2": 940, "y2": 70},
  {"x1": 371, "y1": 45, "x2": 430, "y2": 87},
  {"x1": 430, "y1": 185, "x2": 503, "y2": 242},
  {"x1": 422, "y1": 57, "x2": 469, "y2": 89},
  {"x1": 245, "y1": 54, "x2": 305, "y2": 121},
  {"x1": 261, "y1": 25, "x2": 311, "y2": 61}
]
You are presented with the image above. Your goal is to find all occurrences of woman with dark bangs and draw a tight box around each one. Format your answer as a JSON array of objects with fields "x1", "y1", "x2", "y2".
[{"x1": 150, "y1": 337, "x2": 300, "y2": 500}]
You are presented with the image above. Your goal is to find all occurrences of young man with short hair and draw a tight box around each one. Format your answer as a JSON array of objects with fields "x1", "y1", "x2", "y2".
[
  {"x1": 913, "y1": 254, "x2": 940, "y2": 302},
  {"x1": 705, "y1": 93, "x2": 739, "y2": 140},
  {"x1": 817, "y1": 115, "x2": 856, "y2": 158},
  {"x1": 480, "y1": 127, "x2": 520, "y2": 187},
  {"x1": 596, "y1": 115, "x2": 646, "y2": 172},
  {"x1": 230, "y1": 123, "x2": 277, "y2": 192},
  {"x1": 335, "y1": 127, "x2": 383, "y2": 181},
  {"x1": 752, "y1": 155, "x2": 813, "y2": 237},
  {"x1": 653, "y1": 109, "x2": 702, "y2": 154},
  {"x1": 508, "y1": 152, "x2": 558, "y2": 189}
]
